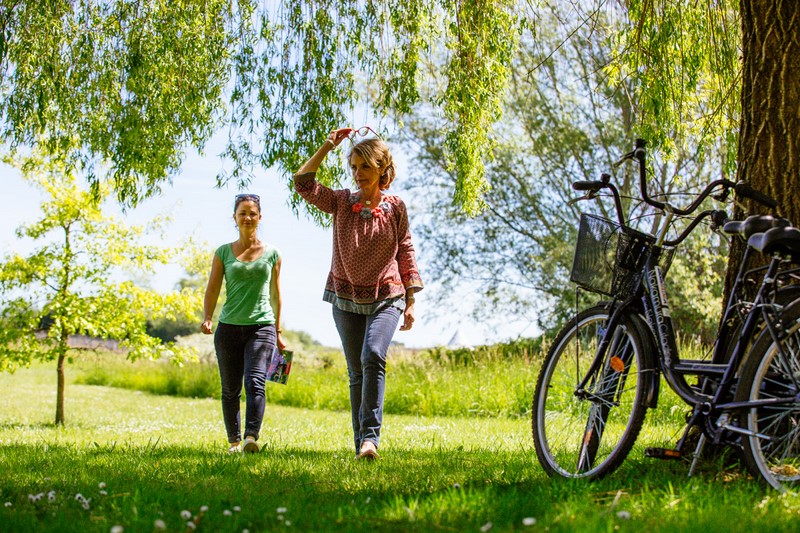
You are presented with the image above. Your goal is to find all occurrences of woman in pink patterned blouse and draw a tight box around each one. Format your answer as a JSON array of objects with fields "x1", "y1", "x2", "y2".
[{"x1": 294, "y1": 127, "x2": 424, "y2": 460}]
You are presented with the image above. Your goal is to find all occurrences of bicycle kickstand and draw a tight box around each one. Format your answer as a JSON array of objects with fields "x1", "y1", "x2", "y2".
[{"x1": 687, "y1": 433, "x2": 707, "y2": 477}]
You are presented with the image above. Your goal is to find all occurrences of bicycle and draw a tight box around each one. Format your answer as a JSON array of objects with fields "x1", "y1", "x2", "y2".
[{"x1": 530, "y1": 139, "x2": 800, "y2": 491}]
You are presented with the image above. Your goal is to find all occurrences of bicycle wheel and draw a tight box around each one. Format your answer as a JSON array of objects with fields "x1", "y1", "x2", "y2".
[
  {"x1": 717, "y1": 284, "x2": 800, "y2": 365},
  {"x1": 532, "y1": 304, "x2": 651, "y2": 479},
  {"x1": 736, "y1": 299, "x2": 800, "y2": 492}
]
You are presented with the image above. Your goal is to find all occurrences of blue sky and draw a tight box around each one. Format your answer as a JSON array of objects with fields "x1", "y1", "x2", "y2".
[{"x1": 0, "y1": 137, "x2": 538, "y2": 349}]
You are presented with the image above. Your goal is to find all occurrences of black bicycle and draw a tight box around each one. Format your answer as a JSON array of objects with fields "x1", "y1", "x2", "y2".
[{"x1": 531, "y1": 139, "x2": 800, "y2": 491}]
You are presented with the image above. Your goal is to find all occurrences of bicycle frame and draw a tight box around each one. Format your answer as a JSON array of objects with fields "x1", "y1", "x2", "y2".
[
  {"x1": 579, "y1": 228, "x2": 799, "y2": 451},
  {"x1": 575, "y1": 245, "x2": 797, "y2": 457}
]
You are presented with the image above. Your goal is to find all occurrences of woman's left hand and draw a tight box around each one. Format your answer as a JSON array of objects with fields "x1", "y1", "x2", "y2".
[
  {"x1": 399, "y1": 304, "x2": 415, "y2": 331},
  {"x1": 277, "y1": 333, "x2": 287, "y2": 351}
]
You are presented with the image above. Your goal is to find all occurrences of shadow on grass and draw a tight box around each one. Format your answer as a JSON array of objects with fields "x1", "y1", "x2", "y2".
[{"x1": 0, "y1": 440, "x2": 776, "y2": 533}]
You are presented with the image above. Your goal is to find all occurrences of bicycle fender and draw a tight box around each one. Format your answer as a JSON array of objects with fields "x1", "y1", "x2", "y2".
[{"x1": 627, "y1": 309, "x2": 661, "y2": 409}]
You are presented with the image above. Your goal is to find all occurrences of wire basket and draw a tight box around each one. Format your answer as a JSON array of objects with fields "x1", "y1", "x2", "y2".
[{"x1": 570, "y1": 213, "x2": 675, "y2": 298}]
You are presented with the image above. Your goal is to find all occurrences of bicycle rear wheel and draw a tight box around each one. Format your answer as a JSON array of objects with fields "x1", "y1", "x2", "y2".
[
  {"x1": 532, "y1": 304, "x2": 651, "y2": 479},
  {"x1": 737, "y1": 299, "x2": 800, "y2": 492}
]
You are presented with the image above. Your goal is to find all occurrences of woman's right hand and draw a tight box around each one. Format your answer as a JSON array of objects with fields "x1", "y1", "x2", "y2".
[{"x1": 328, "y1": 127, "x2": 353, "y2": 147}]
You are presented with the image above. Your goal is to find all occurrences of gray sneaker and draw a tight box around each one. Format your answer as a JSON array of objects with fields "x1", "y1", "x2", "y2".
[{"x1": 243, "y1": 436, "x2": 260, "y2": 454}]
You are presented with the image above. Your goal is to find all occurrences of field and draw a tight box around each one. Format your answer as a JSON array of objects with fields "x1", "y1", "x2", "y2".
[{"x1": 1, "y1": 342, "x2": 799, "y2": 532}]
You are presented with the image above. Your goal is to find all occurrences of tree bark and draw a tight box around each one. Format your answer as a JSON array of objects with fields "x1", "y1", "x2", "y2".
[
  {"x1": 55, "y1": 353, "x2": 65, "y2": 426},
  {"x1": 726, "y1": 0, "x2": 800, "y2": 296}
]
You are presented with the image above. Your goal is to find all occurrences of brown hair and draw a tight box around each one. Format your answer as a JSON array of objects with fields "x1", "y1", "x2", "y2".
[
  {"x1": 234, "y1": 193, "x2": 261, "y2": 213},
  {"x1": 349, "y1": 138, "x2": 396, "y2": 190}
]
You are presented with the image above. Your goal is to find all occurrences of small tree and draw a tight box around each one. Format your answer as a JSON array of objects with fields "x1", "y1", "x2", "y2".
[{"x1": 0, "y1": 157, "x2": 203, "y2": 425}]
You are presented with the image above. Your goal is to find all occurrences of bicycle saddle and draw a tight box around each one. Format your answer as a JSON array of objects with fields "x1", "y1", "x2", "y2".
[
  {"x1": 724, "y1": 215, "x2": 791, "y2": 238},
  {"x1": 748, "y1": 225, "x2": 800, "y2": 260}
]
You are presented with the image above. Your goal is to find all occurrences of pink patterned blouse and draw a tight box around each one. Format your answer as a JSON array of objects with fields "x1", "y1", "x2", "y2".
[{"x1": 294, "y1": 172, "x2": 424, "y2": 314}]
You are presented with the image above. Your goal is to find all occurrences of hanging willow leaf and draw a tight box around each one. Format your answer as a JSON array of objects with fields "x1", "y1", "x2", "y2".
[{"x1": 0, "y1": 0, "x2": 523, "y2": 218}]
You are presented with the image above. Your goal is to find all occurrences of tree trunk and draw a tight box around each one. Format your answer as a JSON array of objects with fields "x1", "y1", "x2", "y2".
[
  {"x1": 55, "y1": 353, "x2": 65, "y2": 426},
  {"x1": 726, "y1": 0, "x2": 800, "y2": 295}
]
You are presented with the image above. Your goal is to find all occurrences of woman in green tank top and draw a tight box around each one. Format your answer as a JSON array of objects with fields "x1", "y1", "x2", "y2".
[{"x1": 201, "y1": 193, "x2": 285, "y2": 454}]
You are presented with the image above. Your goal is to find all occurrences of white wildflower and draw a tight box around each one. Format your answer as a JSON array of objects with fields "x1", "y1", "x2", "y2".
[
  {"x1": 99, "y1": 490, "x2": 108, "y2": 496},
  {"x1": 278, "y1": 515, "x2": 284, "y2": 521},
  {"x1": 4, "y1": 502, "x2": 12, "y2": 508},
  {"x1": 181, "y1": 510, "x2": 192, "y2": 520},
  {"x1": 153, "y1": 519, "x2": 166, "y2": 530},
  {"x1": 285, "y1": 521, "x2": 292, "y2": 527},
  {"x1": 99, "y1": 482, "x2": 107, "y2": 490},
  {"x1": 480, "y1": 522, "x2": 493, "y2": 532},
  {"x1": 616, "y1": 510, "x2": 631, "y2": 520},
  {"x1": 223, "y1": 509, "x2": 232, "y2": 516},
  {"x1": 200, "y1": 505, "x2": 209, "y2": 513},
  {"x1": 453, "y1": 483, "x2": 461, "y2": 489},
  {"x1": 47, "y1": 491, "x2": 56, "y2": 502},
  {"x1": 186, "y1": 521, "x2": 196, "y2": 530},
  {"x1": 81, "y1": 500, "x2": 91, "y2": 510},
  {"x1": 365, "y1": 497, "x2": 371, "y2": 504},
  {"x1": 28, "y1": 493, "x2": 44, "y2": 503},
  {"x1": 522, "y1": 517, "x2": 537, "y2": 526},
  {"x1": 276, "y1": 507, "x2": 287, "y2": 514},
  {"x1": 233, "y1": 506, "x2": 241, "y2": 512},
  {"x1": 75, "y1": 493, "x2": 86, "y2": 502},
  {"x1": 110, "y1": 525, "x2": 124, "y2": 533}
]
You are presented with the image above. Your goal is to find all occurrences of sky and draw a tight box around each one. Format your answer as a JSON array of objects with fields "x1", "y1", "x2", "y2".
[{"x1": 0, "y1": 137, "x2": 539, "y2": 349}]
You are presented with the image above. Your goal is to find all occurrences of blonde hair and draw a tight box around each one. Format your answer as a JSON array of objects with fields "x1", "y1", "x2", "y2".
[{"x1": 349, "y1": 138, "x2": 396, "y2": 190}]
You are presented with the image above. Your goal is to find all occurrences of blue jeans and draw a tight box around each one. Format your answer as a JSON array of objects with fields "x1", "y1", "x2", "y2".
[
  {"x1": 332, "y1": 304, "x2": 402, "y2": 454},
  {"x1": 214, "y1": 322, "x2": 277, "y2": 443}
]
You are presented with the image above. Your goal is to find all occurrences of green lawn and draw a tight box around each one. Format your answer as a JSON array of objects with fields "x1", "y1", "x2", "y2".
[{"x1": 1, "y1": 363, "x2": 799, "y2": 532}]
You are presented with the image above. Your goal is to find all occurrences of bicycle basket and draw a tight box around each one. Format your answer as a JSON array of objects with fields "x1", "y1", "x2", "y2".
[{"x1": 570, "y1": 213, "x2": 675, "y2": 298}]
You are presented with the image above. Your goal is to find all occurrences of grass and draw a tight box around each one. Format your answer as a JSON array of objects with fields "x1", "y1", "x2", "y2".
[
  {"x1": 72, "y1": 342, "x2": 538, "y2": 419},
  {"x1": 2, "y1": 359, "x2": 800, "y2": 532}
]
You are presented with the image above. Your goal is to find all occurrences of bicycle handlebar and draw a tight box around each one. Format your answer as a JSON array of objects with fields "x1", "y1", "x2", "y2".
[
  {"x1": 572, "y1": 181, "x2": 603, "y2": 192},
  {"x1": 734, "y1": 181, "x2": 778, "y2": 208},
  {"x1": 572, "y1": 177, "x2": 626, "y2": 227},
  {"x1": 662, "y1": 209, "x2": 729, "y2": 247},
  {"x1": 572, "y1": 139, "x2": 777, "y2": 229}
]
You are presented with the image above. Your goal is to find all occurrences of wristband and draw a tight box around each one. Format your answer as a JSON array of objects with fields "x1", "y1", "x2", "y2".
[{"x1": 324, "y1": 139, "x2": 335, "y2": 148}]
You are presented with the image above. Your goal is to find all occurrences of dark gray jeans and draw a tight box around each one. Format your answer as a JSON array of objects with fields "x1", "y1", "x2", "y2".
[
  {"x1": 214, "y1": 322, "x2": 277, "y2": 443},
  {"x1": 332, "y1": 304, "x2": 401, "y2": 454}
]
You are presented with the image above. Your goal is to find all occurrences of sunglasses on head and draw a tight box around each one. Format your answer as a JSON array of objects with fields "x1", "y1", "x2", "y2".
[{"x1": 234, "y1": 193, "x2": 260, "y2": 207}]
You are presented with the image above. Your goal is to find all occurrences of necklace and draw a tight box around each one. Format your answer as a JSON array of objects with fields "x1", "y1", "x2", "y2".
[
  {"x1": 349, "y1": 193, "x2": 391, "y2": 219},
  {"x1": 362, "y1": 192, "x2": 381, "y2": 206}
]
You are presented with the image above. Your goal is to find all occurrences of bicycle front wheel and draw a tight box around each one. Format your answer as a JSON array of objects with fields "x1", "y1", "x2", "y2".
[
  {"x1": 532, "y1": 304, "x2": 650, "y2": 479},
  {"x1": 737, "y1": 299, "x2": 800, "y2": 492}
]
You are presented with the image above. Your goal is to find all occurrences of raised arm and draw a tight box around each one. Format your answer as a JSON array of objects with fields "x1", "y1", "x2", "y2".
[{"x1": 294, "y1": 128, "x2": 353, "y2": 177}]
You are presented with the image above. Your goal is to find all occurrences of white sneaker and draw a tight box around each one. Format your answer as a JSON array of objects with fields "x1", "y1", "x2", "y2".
[
  {"x1": 227, "y1": 442, "x2": 242, "y2": 454},
  {"x1": 243, "y1": 436, "x2": 260, "y2": 454}
]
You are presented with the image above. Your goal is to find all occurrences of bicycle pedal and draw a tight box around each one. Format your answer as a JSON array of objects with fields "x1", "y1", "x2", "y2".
[{"x1": 645, "y1": 447, "x2": 682, "y2": 460}]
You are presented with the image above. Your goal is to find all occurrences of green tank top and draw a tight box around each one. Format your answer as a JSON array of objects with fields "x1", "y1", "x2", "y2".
[{"x1": 216, "y1": 243, "x2": 280, "y2": 326}]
